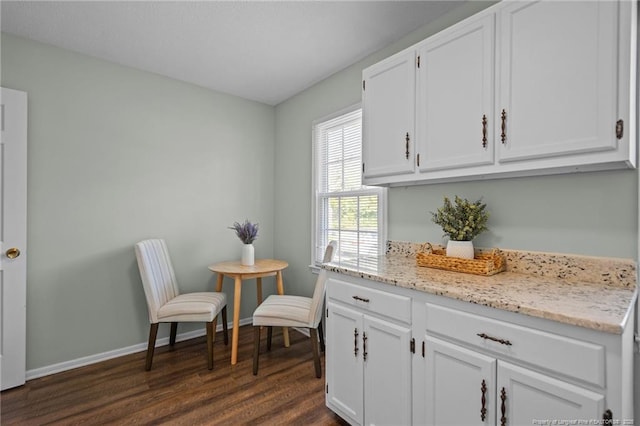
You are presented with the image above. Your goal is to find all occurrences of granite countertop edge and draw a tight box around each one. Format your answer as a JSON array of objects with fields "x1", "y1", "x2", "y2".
[{"x1": 322, "y1": 243, "x2": 638, "y2": 335}]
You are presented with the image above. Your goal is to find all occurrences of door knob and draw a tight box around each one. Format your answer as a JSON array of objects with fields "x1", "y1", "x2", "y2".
[{"x1": 6, "y1": 247, "x2": 20, "y2": 259}]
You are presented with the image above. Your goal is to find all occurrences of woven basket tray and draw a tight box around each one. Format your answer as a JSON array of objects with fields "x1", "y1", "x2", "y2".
[{"x1": 416, "y1": 243, "x2": 506, "y2": 276}]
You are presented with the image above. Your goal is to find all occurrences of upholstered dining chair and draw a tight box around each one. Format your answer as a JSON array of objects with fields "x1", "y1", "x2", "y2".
[
  {"x1": 252, "y1": 241, "x2": 337, "y2": 378},
  {"x1": 135, "y1": 239, "x2": 229, "y2": 371}
]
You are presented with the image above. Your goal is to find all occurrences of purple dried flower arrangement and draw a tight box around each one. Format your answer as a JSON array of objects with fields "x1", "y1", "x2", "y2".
[{"x1": 229, "y1": 219, "x2": 259, "y2": 244}]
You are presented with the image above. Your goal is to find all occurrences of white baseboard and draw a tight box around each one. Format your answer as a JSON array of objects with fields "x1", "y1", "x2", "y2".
[{"x1": 25, "y1": 318, "x2": 251, "y2": 381}]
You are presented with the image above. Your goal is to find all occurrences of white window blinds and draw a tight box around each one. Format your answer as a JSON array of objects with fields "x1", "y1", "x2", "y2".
[{"x1": 312, "y1": 107, "x2": 386, "y2": 266}]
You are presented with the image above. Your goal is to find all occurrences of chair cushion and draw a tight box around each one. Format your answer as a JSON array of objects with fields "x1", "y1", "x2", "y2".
[
  {"x1": 252, "y1": 295, "x2": 312, "y2": 328},
  {"x1": 157, "y1": 292, "x2": 227, "y2": 323}
]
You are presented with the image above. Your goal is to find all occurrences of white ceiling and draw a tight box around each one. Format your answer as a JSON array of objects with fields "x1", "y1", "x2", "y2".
[{"x1": 1, "y1": 1, "x2": 465, "y2": 105}]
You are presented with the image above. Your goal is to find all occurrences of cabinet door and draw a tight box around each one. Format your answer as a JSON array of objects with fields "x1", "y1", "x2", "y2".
[
  {"x1": 363, "y1": 315, "x2": 412, "y2": 426},
  {"x1": 497, "y1": 0, "x2": 618, "y2": 163},
  {"x1": 424, "y1": 336, "x2": 497, "y2": 426},
  {"x1": 326, "y1": 302, "x2": 364, "y2": 425},
  {"x1": 497, "y1": 361, "x2": 605, "y2": 425},
  {"x1": 416, "y1": 12, "x2": 495, "y2": 172},
  {"x1": 362, "y1": 50, "x2": 416, "y2": 179}
]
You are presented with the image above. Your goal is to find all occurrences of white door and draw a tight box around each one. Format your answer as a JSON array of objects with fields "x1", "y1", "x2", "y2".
[
  {"x1": 424, "y1": 336, "x2": 496, "y2": 426},
  {"x1": 416, "y1": 12, "x2": 495, "y2": 172},
  {"x1": 497, "y1": 0, "x2": 618, "y2": 163},
  {"x1": 363, "y1": 315, "x2": 412, "y2": 426},
  {"x1": 497, "y1": 361, "x2": 605, "y2": 425},
  {"x1": 362, "y1": 49, "x2": 416, "y2": 179},
  {"x1": 326, "y1": 302, "x2": 364, "y2": 425},
  {"x1": 0, "y1": 87, "x2": 28, "y2": 391}
]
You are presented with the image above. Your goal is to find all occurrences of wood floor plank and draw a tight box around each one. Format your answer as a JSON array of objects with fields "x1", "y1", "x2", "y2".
[{"x1": 1, "y1": 326, "x2": 348, "y2": 425}]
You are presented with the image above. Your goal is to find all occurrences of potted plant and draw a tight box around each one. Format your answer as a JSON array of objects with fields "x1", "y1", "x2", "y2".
[
  {"x1": 430, "y1": 196, "x2": 489, "y2": 259},
  {"x1": 229, "y1": 219, "x2": 259, "y2": 265}
]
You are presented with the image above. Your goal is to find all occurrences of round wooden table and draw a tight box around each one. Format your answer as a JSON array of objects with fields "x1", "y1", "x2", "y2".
[{"x1": 208, "y1": 259, "x2": 289, "y2": 365}]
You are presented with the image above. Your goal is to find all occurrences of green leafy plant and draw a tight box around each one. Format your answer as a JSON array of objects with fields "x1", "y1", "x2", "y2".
[
  {"x1": 229, "y1": 219, "x2": 259, "y2": 244},
  {"x1": 431, "y1": 196, "x2": 489, "y2": 241}
]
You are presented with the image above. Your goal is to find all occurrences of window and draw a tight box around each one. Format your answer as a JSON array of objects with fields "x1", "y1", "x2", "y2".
[{"x1": 312, "y1": 105, "x2": 387, "y2": 266}]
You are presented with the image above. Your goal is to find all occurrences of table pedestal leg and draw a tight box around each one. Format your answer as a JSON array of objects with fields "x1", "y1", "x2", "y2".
[
  {"x1": 231, "y1": 276, "x2": 242, "y2": 365},
  {"x1": 276, "y1": 271, "x2": 290, "y2": 347},
  {"x1": 216, "y1": 274, "x2": 224, "y2": 292}
]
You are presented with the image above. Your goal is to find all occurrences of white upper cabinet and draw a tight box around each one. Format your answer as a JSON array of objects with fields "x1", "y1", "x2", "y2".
[
  {"x1": 497, "y1": 0, "x2": 619, "y2": 163},
  {"x1": 416, "y1": 12, "x2": 495, "y2": 172},
  {"x1": 362, "y1": 49, "x2": 416, "y2": 179},
  {"x1": 361, "y1": 0, "x2": 636, "y2": 186}
]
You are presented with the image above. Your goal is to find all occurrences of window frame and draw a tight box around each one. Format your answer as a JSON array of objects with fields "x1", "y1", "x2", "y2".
[{"x1": 310, "y1": 103, "x2": 387, "y2": 270}]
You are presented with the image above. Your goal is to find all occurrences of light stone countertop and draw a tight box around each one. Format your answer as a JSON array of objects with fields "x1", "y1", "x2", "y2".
[{"x1": 322, "y1": 242, "x2": 638, "y2": 334}]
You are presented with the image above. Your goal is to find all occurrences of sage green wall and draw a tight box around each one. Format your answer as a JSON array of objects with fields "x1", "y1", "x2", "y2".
[
  {"x1": 274, "y1": 1, "x2": 638, "y2": 299},
  {"x1": 2, "y1": 33, "x2": 276, "y2": 370},
  {"x1": 2, "y1": 0, "x2": 638, "y2": 373}
]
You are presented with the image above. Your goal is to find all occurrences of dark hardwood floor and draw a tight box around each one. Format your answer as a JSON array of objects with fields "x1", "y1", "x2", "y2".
[{"x1": 1, "y1": 325, "x2": 349, "y2": 425}]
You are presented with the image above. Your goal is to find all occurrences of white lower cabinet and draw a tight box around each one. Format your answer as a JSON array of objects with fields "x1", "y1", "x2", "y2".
[
  {"x1": 326, "y1": 278, "x2": 412, "y2": 426},
  {"x1": 326, "y1": 303, "x2": 364, "y2": 424},
  {"x1": 363, "y1": 315, "x2": 412, "y2": 426},
  {"x1": 424, "y1": 336, "x2": 497, "y2": 425},
  {"x1": 424, "y1": 336, "x2": 605, "y2": 425},
  {"x1": 420, "y1": 303, "x2": 614, "y2": 426},
  {"x1": 325, "y1": 272, "x2": 633, "y2": 426},
  {"x1": 497, "y1": 361, "x2": 605, "y2": 425}
]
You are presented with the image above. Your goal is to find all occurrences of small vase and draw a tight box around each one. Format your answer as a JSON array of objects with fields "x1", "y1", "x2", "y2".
[
  {"x1": 241, "y1": 243, "x2": 255, "y2": 266},
  {"x1": 446, "y1": 240, "x2": 475, "y2": 259}
]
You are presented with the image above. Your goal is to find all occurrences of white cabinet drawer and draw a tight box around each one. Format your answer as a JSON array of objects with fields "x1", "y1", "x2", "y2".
[
  {"x1": 327, "y1": 278, "x2": 411, "y2": 324},
  {"x1": 425, "y1": 303, "x2": 605, "y2": 387}
]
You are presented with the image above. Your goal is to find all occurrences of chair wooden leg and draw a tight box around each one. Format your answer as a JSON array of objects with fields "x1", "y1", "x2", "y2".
[
  {"x1": 212, "y1": 316, "x2": 218, "y2": 344},
  {"x1": 222, "y1": 306, "x2": 229, "y2": 345},
  {"x1": 266, "y1": 326, "x2": 273, "y2": 351},
  {"x1": 310, "y1": 328, "x2": 322, "y2": 378},
  {"x1": 253, "y1": 326, "x2": 261, "y2": 375},
  {"x1": 318, "y1": 321, "x2": 325, "y2": 352},
  {"x1": 206, "y1": 321, "x2": 214, "y2": 370},
  {"x1": 145, "y1": 323, "x2": 159, "y2": 371},
  {"x1": 170, "y1": 322, "x2": 178, "y2": 346}
]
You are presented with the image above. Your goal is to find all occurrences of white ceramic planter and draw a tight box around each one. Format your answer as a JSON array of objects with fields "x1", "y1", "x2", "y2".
[
  {"x1": 446, "y1": 240, "x2": 475, "y2": 259},
  {"x1": 241, "y1": 243, "x2": 255, "y2": 266}
]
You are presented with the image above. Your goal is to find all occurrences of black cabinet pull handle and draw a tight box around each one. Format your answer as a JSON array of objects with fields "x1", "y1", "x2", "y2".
[
  {"x1": 480, "y1": 379, "x2": 487, "y2": 421},
  {"x1": 363, "y1": 332, "x2": 368, "y2": 361},
  {"x1": 482, "y1": 115, "x2": 488, "y2": 148},
  {"x1": 405, "y1": 132, "x2": 410, "y2": 159},
  {"x1": 501, "y1": 109, "x2": 507, "y2": 144},
  {"x1": 477, "y1": 332, "x2": 512, "y2": 346},
  {"x1": 354, "y1": 328, "x2": 359, "y2": 358},
  {"x1": 500, "y1": 387, "x2": 507, "y2": 426},
  {"x1": 616, "y1": 120, "x2": 623, "y2": 140},
  {"x1": 352, "y1": 295, "x2": 370, "y2": 303}
]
